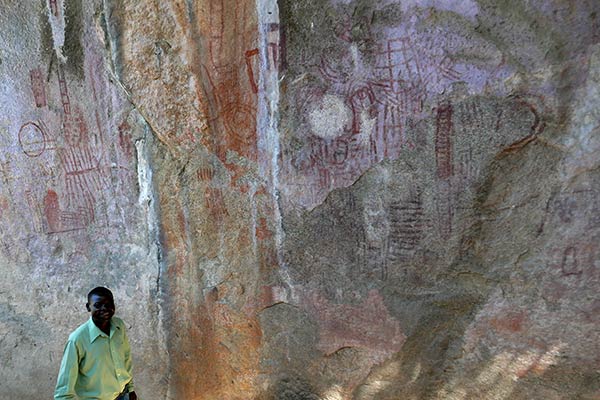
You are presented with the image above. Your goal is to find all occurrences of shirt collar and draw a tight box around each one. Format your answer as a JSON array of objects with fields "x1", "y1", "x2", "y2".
[{"x1": 87, "y1": 317, "x2": 117, "y2": 342}]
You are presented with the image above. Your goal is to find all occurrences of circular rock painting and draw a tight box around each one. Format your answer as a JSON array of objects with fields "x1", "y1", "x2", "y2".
[{"x1": 19, "y1": 121, "x2": 47, "y2": 157}]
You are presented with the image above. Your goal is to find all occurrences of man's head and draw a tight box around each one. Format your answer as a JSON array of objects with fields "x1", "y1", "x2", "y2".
[{"x1": 86, "y1": 287, "x2": 115, "y2": 324}]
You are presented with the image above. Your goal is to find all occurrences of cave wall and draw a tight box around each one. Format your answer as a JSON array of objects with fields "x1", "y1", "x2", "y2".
[{"x1": 0, "y1": 1, "x2": 598, "y2": 399}]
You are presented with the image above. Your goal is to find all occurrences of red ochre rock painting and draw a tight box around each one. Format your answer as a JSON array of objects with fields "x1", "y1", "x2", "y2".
[
  {"x1": 548, "y1": 242, "x2": 598, "y2": 280},
  {"x1": 29, "y1": 68, "x2": 47, "y2": 108},
  {"x1": 0, "y1": 195, "x2": 9, "y2": 219},
  {"x1": 43, "y1": 188, "x2": 93, "y2": 234},
  {"x1": 204, "y1": 187, "x2": 229, "y2": 221},
  {"x1": 300, "y1": 289, "x2": 405, "y2": 361},
  {"x1": 23, "y1": 64, "x2": 114, "y2": 236},
  {"x1": 19, "y1": 121, "x2": 49, "y2": 157},
  {"x1": 255, "y1": 217, "x2": 273, "y2": 240},
  {"x1": 464, "y1": 305, "x2": 534, "y2": 357},
  {"x1": 117, "y1": 120, "x2": 134, "y2": 158},
  {"x1": 281, "y1": 33, "x2": 467, "y2": 209},
  {"x1": 490, "y1": 311, "x2": 528, "y2": 333},
  {"x1": 43, "y1": 189, "x2": 61, "y2": 233},
  {"x1": 203, "y1": 71, "x2": 258, "y2": 162},
  {"x1": 198, "y1": 0, "x2": 259, "y2": 164}
]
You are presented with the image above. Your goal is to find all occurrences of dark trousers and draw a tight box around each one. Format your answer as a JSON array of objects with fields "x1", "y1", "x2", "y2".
[{"x1": 115, "y1": 393, "x2": 129, "y2": 400}]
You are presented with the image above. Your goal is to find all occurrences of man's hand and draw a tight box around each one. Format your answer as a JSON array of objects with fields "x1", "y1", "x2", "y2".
[{"x1": 128, "y1": 391, "x2": 138, "y2": 400}]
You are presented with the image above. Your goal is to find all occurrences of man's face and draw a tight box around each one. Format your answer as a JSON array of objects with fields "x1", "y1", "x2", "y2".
[{"x1": 87, "y1": 294, "x2": 115, "y2": 323}]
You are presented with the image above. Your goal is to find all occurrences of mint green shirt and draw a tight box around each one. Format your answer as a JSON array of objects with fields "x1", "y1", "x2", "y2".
[{"x1": 54, "y1": 317, "x2": 134, "y2": 400}]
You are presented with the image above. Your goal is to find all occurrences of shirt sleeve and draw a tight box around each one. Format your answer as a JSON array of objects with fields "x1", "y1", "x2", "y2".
[
  {"x1": 54, "y1": 339, "x2": 79, "y2": 399},
  {"x1": 123, "y1": 326, "x2": 135, "y2": 392}
]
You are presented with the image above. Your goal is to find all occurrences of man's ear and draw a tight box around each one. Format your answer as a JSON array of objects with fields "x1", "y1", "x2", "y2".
[{"x1": 85, "y1": 303, "x2": 91, "y2": 312}]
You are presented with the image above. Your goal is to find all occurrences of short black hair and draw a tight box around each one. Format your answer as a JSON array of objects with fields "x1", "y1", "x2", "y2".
[{"x1": 87, "y1": 287, "x2": 114, "y2": 303}]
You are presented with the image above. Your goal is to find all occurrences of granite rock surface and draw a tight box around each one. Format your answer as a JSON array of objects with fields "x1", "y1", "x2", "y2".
[{"x1": 0, "y1": 1, "x2": 598, "y2": 399}]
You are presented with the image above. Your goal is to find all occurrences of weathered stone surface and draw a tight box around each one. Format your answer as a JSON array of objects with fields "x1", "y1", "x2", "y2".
[
  {"x1": 0, "y1": 0, "x2": 598, "y2": 399},
  {"x1": 273, "y1": 1, "x2": 599, "y2": 399},
  {"x1": 0, "y1": 1, "x2": 166, "y2": 398}
]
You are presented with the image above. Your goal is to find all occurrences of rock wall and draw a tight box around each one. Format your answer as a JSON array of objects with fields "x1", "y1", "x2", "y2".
[
  {"x1": 273, "y1": 1, "x2": 600, "y2": 399},
  {"x1": 0, "y1": 1, "x2": 598, "y2": 399},
  {"x1": 0, "y1": 0, "x2": 166, "y2": 398}
]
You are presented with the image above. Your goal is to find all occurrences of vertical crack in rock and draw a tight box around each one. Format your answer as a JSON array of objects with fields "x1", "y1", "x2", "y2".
[
  {"x1": 62, "y1": 0, "x2": 84, "y2": 79},
  {"x1": 99, "y1": 2, "x2": 174, "y2": 154},
  {"x1": 101, "y1": 0, "x2": 124, "y2": 84},
  {"x1": 256, "y1": 0, "x2": 292, "y2": 287},
  {"x1": 135, "y1": 129, "x2": 161, "y2": 290},
  {"x1": 45, "y1": 0, "x2": 67, "y2": 62},
  {"x1": 99, "y1": 1, "x2": 167, "y2": 297},
  {"x1": 134, "y1": 122, "x2": 170, "y2": 393}
]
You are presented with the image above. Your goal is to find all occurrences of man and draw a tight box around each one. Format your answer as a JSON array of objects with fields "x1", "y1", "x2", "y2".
[{"x1": 54, "y1": 287, "x2": 138, "y2": 400}]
